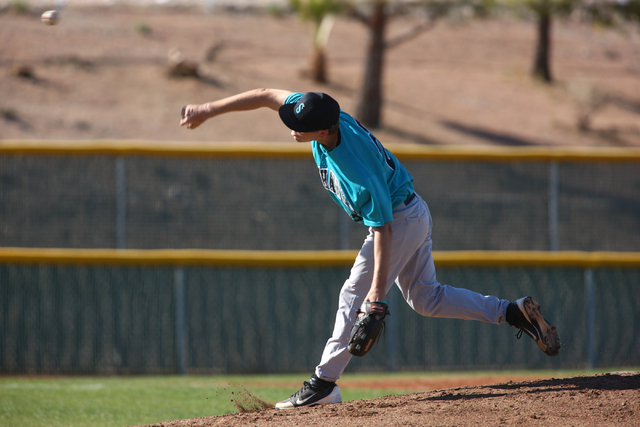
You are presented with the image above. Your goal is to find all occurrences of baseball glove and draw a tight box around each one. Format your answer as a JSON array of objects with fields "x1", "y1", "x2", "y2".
[{"x1": 347, "y1": 301, "x2": 390, "y2": 357}]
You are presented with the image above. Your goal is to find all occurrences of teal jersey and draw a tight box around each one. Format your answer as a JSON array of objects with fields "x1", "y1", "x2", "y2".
[{"x1": 285, "y1": 93, "x2": 414, "y2": 227}]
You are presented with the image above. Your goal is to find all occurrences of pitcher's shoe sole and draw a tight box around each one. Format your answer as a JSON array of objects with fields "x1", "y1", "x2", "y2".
[{"x1": 513, "y1": 297, "x2": 561, "y2": 356}]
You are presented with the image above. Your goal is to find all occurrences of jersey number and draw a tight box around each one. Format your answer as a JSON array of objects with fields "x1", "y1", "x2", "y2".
[{"x1": 356, "y1": 120, "x2": 395, "y2": 171}]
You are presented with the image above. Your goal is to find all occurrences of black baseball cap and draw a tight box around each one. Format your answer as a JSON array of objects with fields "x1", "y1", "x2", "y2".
[{"x1": 278, "y1": 92, "x2": 340, "y2": 132}]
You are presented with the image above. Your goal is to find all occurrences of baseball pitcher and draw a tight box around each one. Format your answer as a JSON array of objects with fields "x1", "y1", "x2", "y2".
[{"x1": 180, "y1": 89, "x2": 561, "y2": 409}]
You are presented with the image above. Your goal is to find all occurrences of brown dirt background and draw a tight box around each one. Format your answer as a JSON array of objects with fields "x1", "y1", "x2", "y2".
[
  {"x1": 1, "y1": 5, "x2": 639, "y2": 146},
  {"x1": 2, "y1": 6, "x2": 639, "y2": 427},
  {"x1": 139, "y1": 372, "x2": 640, "y2": 426}
]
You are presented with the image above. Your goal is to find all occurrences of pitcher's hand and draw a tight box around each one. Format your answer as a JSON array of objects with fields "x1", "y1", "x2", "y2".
[{"x1": 180, "y1": 104, "x2": 208, "y2": 129}]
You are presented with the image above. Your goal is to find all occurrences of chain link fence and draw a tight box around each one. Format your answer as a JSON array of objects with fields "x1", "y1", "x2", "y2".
[
  {"x1": 1, "y1": 263, "x2": 638, "y2": 374},
  {"x1": 1, "y1": 147, "x2": 639, "y2": 251},
  {"x1": 1, "y1": 144, "x2": 639, "y2": 374}
]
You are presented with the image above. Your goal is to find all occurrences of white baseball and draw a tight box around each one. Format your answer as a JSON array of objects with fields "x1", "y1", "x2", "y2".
[{"x1": 41, "y1": 10, "x2": 59, "y2": 26}]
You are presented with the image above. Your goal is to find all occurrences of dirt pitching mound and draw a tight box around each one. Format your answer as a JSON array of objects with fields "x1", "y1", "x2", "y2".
[{"x1": 140, "y1": 372, "x2": 639, "y2": 427}]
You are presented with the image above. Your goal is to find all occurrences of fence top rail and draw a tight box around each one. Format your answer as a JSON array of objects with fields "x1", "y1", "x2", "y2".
[
  {"x1": 2, "y1": 140, "x2": 640, "y2": 162},
  {"x1": 1, "y1": 248, "x2": 639, "y2": 268}
]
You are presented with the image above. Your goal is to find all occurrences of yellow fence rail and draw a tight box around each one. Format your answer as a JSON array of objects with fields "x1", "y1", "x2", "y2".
[
  {"x1": 2, "y1": 140, "x2": 640, "y2": 162},
  {"x1": 1, "y1": 247, "x2": 639, "y2": 268}
]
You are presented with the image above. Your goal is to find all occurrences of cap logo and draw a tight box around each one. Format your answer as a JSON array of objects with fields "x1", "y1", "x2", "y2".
[{"x1": 278, "y1": 92, "x2": 339, "y2": 132}]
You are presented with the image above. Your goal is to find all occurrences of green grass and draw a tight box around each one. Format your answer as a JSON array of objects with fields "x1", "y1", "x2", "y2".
[
  {"x1": 0, "y1": 370, "x2": 630, "y2": 427},
  {"x1": 0, "y1": 374, "x2": 410, "y2": 427}
]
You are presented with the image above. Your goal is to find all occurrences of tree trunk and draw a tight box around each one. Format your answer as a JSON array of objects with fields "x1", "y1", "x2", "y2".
[
  {"x1": 310, "y1": 45, "x2": 327, "y2": 83},
  {"x1": 533, "y1": 7, "x2": 552, "y2": 82},
  {"x1": 355, "y1": 0, "x2": 386, "y2": 128}
]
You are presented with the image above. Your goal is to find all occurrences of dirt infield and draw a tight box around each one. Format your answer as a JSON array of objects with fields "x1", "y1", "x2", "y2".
[{"x1": 140, "y1": 372, "x2": 639, "y2": 427}]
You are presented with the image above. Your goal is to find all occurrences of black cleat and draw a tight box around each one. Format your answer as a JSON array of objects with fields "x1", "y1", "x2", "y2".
[
  {"x1": 275, "y1": 374, "x2": 342, "y2": 409},
  {"x1": 507, "y1": 296, "x2": 561, "y2": 356}
]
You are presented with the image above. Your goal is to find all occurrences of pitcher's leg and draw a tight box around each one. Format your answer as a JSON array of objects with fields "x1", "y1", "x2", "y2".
[
  {"x1": 314, "y1": 279, "x2": 361, "y2": 382},
  {"x1": 316, "y1": 199, "x2": 430, "y2": 381},
  {"x1": 315, "y1": 234, "x2": 374, "y2": 382},
  {"x1": 397, "y1": 237, "x2": 510, "y2": 324}
]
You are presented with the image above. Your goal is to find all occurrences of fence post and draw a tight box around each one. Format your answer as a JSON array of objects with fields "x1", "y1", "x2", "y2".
[
  {"x1": 548, "y1": 161, "x2": 559, "y2": 251},
  {"x1": 116, "y1": 157, "x2": 127, "y2": 249},
  {"x1": 175, "y1": 268, "x2": 187, "y2": 375},
  {"x1": 386, "y1": 287, "x2": 397, "y2": 372},
  {"x1": 585, "y1": 268, "x2": 596, "y2": 369}
]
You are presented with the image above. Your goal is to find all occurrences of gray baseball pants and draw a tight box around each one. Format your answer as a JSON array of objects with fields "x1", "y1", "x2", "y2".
[{"x1": 315, "y1": 194, "x2": 510, "y2": 382}]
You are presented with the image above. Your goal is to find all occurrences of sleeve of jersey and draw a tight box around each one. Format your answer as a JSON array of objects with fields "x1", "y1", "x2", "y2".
[
  {"x1": 358, "y1": 175, "x2": 394, "y2": 227},
  {"x1": 284, "y1": 92, "x2": 303, "y2": 105}
]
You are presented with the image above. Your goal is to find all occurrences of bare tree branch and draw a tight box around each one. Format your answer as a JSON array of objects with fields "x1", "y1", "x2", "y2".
[
  {"x1": 385, "y1": 17, "x2": 437, "y2": 49},
  {"x1": 343, "y1": 3, "x2": 372, "y2": 26}
]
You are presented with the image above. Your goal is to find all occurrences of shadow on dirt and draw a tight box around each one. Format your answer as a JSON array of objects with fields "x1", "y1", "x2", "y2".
[
  {"x1": 486, "y1": 373, "x2": 640, "y2": 392},
  {"x1": 1, "y1": 107, "x2": 33, "y2": 131},
  {"x1": 441, "y1": 120, "x2": 544, "y2": 146},
  {"x1": 417, "y1": 373, "x2": 639, "y2": 402},
  {"x1": 382, "y1": 125, "x2": 443, "y2": 145},
  {"x1": 420, "y1": 391, "x2": 509, "y2": 401}
]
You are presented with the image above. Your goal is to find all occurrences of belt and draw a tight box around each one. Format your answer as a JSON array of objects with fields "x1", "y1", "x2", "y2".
[{"x1": 404, "y1": 192, "x2": 416, "y2": 206}]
